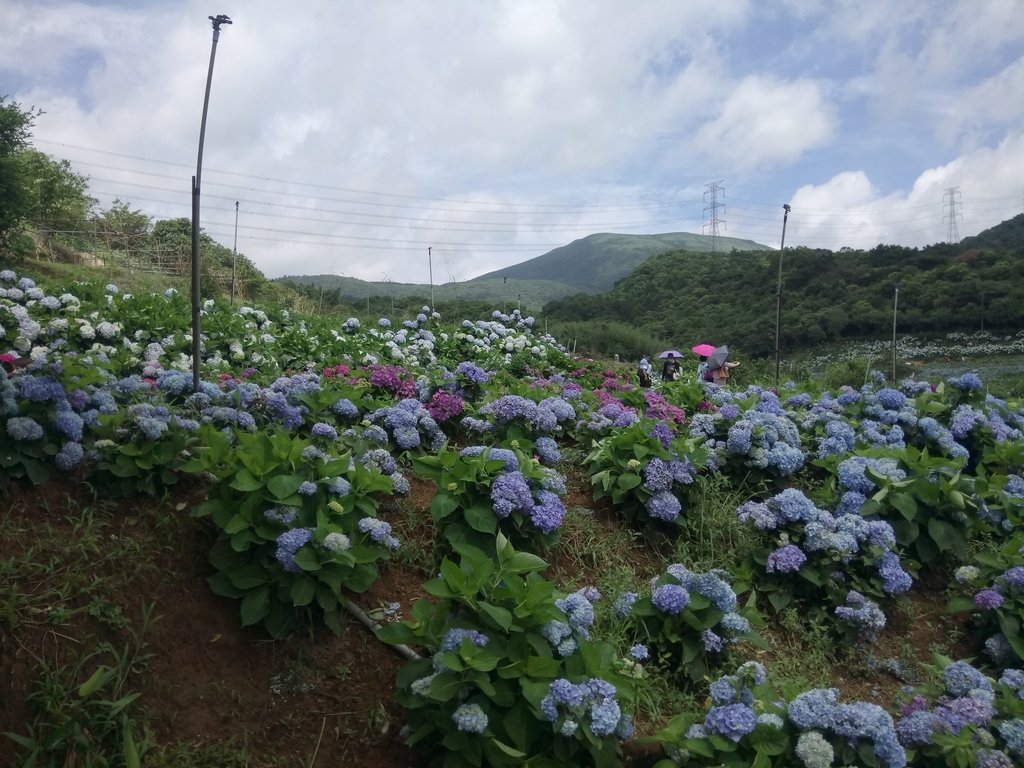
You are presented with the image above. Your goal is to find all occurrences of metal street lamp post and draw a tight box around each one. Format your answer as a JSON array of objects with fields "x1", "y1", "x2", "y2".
[
  {"x1": 427, "y1": 246, "x2": 434, "y2": 309},
  {"x1": 190, "y1": 13, "x2": 232, "y2": 393},
  {"x1": 773, "y1": 204, "x2": 791, "y2": 387},
  {"x1": 230, "y1": 200, "x2": 238, "y2": 304},
  {"x1": 892, "y1": 283, "x2": 899, "y2": 381}
]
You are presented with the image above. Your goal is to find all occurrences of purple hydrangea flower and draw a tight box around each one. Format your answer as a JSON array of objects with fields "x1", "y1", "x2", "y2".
[
  {"x1": 652, "y1": 584, "x2": 690, "y2": 614},
  {"x1": 766, "y1": 544, "x2": 806, "y2": 573}
]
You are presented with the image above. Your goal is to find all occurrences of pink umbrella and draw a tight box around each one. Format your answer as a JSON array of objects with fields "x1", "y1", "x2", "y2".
[{"x1": 691, "y1": 343, "x2": 716, "y2": 357}]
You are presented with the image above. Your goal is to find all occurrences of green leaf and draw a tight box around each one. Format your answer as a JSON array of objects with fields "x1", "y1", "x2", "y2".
[
  {"x1": 927, "y1": 517, "x2": 963, "y2": 554},
  {"x1": 503, "y1": 551, "x2": 548, "y2": 574},
  {"x1": 889, "y1": 493, "x2": 917, "y2": 521},
  {"x1": 487, "y1": 738, "x2": 526, "y2": 759},
  {"x1": 478, "y1": 602, "x2": 513, "y2": 631},
  {"x1": 266, "y1": 474, "x2": 303, "y2": 500},
  {"x1": 430, "y1": 493, "x2": 461, "y2": 522},
  {"x1": 229, "y1": 468, "x2": 265, "y2": 492},
  {"x1": 290, "y1": 577, "x2": 316, "y2": 606},
  {"x1": 223, "y1": 514, "x2": 249, "y2": 535},
  {"x1": 463, "y1": 504, "x2": 498, "y2": 534},
  {"x1": 240, "y1": 587, "x2": 271, "y2": 626},
  {"x1": 767, "y1": 590, "x2": 791, "y2": 613},
  {"x1": 617, "y1": 472, "x2": 642, "y2": 491}
]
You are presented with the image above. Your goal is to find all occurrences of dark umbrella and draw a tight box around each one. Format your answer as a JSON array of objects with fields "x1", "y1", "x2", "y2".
[{"x1": 706, "y1": 345, "x2": 730, "y2": 371}]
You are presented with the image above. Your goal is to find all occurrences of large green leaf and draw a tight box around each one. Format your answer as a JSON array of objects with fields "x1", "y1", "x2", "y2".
[
  {"x1": 229, "y1": 468, "x2": 265, "y2": 492},
  {"x1": 240, "y1": 586, "x2": 270, "y2": 626},
  {"x1": 290, "y1": 577, "x2": 316, "y2": 606}
]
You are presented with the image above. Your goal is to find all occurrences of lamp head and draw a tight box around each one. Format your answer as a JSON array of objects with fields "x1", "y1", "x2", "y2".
[
  {"x1": 783, "y1": 204, "x2": 791, "y2": 213},
  {"x1": 209, "y1": 14, "x2": 232, "y2": 29}
]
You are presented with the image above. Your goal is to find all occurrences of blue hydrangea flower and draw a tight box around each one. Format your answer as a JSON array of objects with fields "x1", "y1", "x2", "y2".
[
  {"x1": 651, "y1": 584, "x2": 690, "y2": 614},
  {"x1": 704, "y1": 704, "x2": 756, "y2": 742},
  {"x1": 451, "y1": 703, "x2": 488, "y2": 734},
  {"x1": 275, "y1": 527, "x2": 314, "y2": 573},
  {"x1": 766, "y1": 544, "x2": 806, "y2": 573}
]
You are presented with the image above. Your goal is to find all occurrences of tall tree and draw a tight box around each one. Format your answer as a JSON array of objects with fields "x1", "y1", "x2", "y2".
[{"x1": 0, "y1": 96, "x2": 39, "y2": 243}]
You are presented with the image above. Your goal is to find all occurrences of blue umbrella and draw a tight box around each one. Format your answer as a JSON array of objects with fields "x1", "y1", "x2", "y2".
[{"x1": 658, "y1": 350, "x2": 683, "y2": 358}]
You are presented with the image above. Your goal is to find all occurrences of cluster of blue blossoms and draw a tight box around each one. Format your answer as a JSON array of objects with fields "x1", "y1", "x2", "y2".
[
  {"x1": 540, "y1": 677, "x2": 633, "y2": 739},
  {"x1": 896, "y1": 661, "x2": 1024, "y2": 765},
  {"x1": 369, "y1": 398, "x2": 447, "y2": 452},
  {"x1": 736, "y1": 487, "x2": 912, "y2": 596},
  {"x1": 458, "y1": 445, "x2": 568, "y2": 534}
]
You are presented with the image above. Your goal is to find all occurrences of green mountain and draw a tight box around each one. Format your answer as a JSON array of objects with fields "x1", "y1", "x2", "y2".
[
  {"x1": 277, "y1": 231, "x2": 770, "y2": 309},
  {"x1": 274, "y1": 273, "x2": 575, "y2": 310},
  {"x1": 469, "y1": 232, "x2": 770, "y2": 292},
  {"x1": 545, "y1": 214, "x2": 1024, "y2": 357}
]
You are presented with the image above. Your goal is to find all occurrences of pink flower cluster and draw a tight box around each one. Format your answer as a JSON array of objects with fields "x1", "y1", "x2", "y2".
[
  {"x1": 427, "y1": 390, "x2": 466, "y2": 422},
  {"x1": 644, "y1": 390, "x2": 686, "y2": 424}
]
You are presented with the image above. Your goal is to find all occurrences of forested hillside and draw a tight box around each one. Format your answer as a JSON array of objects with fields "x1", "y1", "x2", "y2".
[
  {"x1": 470, "y1": 231, "x2": 770, "y2": 292},
  {"x1": 545, "y1": 218, "x2": 1024, "y2": 356}
]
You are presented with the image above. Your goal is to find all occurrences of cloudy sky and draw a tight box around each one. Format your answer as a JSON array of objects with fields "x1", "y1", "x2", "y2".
[{"x1": 3, "y1": 0, "x2": 1023, "y2": 283}]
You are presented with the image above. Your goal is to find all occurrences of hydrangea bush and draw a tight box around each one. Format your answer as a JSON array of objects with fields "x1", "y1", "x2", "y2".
[
  {"x1": 183, "y1": 425, "x2": 399, "y2": 637},
  {"x1": 613, "y1": 563, "x2": 758, "y2": 683},
  {"x1": 649, "y1": 661, "x2": 908, "y2": 767},
  {"x1": 587, "y1": 419, "x2": 704, "y2": 527},
  {"x1": 412, "y1": 444, "x2": 569, "y2": 554},
  {"x1": 737, "y1": 486, "x2": 911, "y2": 608},
  {"x1": 379, "y1": 536, "x2": 635, "y2": 768}
]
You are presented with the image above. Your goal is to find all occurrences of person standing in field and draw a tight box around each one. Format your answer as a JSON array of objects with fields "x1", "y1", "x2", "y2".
[{"x1": 638, "y1": 354, "x2": 653, "y2": 387}]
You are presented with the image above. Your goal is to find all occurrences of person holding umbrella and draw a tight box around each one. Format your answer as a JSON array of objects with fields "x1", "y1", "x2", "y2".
[
  {"x1": 705, "y1": 344, "x2": 740, "y2": 385},
  {"x1": 691, "y1": 342, "x2": 716, "y2": 384},
  {"x1": 658, "y1": 350, "x2": 683, "y2": 381}
]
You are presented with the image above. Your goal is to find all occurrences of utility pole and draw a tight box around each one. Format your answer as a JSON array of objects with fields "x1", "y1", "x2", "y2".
[
  {"x1": 943, "y1": 186, "x2": 962, "y2": 243},
  {"x1": 427, "y1": 246, "x2": 434, "y2": 309},
  {"x1": 891, "y1": 283, "x2": 899, "y2": 382},
  {"x1": 190, "y1": 13, "x2": 232, "y2": 393},
  {"x1": 230, "y1": 200, "x2": 238, "y2": 304},
  {"x1": 773, "y1": 204, "x2": 791, "y2": 387},
  {"x1": 702, "y1": 181, "x2": 726, "y2": 252}
]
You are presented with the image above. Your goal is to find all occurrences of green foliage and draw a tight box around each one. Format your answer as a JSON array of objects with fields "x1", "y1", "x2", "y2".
[
  {"x1": 586, "y1": 420, "x2": 703, "y2": 528},
  {"x1": 856, "y1": 447, "x2": 978, "y2": 567},
  {"x1": 545, "y1": 218, "x2": 1024, "y2": 358},
  {"x1": 412, "y1": 444, "x2": 563, "y2": 555},
  {"x1": 184, "y1": 426, "x2": 397, "y2": 638},
  {"x1": 948, "y1": 532, "x2": 1024, "y2": 665},
  {"x1": 5, "y1": 605, "x2": 155, "y2": 768},
  {"x1": 0, "y1": 96, "x2": 40, "y2": 243},
  {"x1": 379, "y1": 536, "x2": 635, "y2": 768},
  {"x1": 621, "y1": 565, "x2": 759, "y2": 684}
]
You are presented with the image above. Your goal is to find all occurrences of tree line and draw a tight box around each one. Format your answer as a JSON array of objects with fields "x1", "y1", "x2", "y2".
[{"x1": 544, "y1": 224, "x2": 1024, "y2": 358}]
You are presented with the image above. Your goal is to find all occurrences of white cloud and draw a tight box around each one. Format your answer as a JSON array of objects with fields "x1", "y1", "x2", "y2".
[
  {"x1": 2, "y1": 0, "x2": 1021, "y2": 281},
  {"x1": 695, "y1": 76, "x2": 836, "y2": 171}
]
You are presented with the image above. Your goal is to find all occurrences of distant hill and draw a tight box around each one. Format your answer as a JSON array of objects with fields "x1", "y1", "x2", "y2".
[
  {"x1": 470, "y1": 232, "x2": 770, "y2": 293},
  {"x1": 277, "y1": 231, "x2": 770, "y2": 308},
  {"x1": 274, "y1": 273, "x2": 577, "y2": 310},
  {"x1": 545, "y1": 215, "x2": 1024, "y2": 356},
  {"x1": 959, "y1": 212, "x2": 1024, "y2": 253}
]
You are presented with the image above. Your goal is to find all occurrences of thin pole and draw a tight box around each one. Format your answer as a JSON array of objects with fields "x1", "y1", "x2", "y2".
[
  {"x1": 230, "y1": 200, "x2": 238, "y2": 303},
  {"x1": 892, "y1": 284, "x2": 899, "y2": 382},
  {"x1": 773, "y1": 204, "x2": 791, "y2": 387},
  {"x1": 427, "y1": 246, "x2": 434, "y2": 308},
  {"x1": 190, "y1": 13, "x2": 232, "y2": 393}
]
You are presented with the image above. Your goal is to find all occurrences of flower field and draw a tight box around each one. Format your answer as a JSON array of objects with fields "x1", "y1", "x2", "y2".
[{"x1": 3, "y1": 266, "x2": 1024, "y2": 768}]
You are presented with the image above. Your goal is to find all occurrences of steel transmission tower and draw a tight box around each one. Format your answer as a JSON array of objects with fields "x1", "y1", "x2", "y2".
[
  {"x1": 702, "y1": 181, "x2": 726, "y2": 252},
  {"x1": 943, "y1": 186, "x2": 962, "y2": 243}
]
